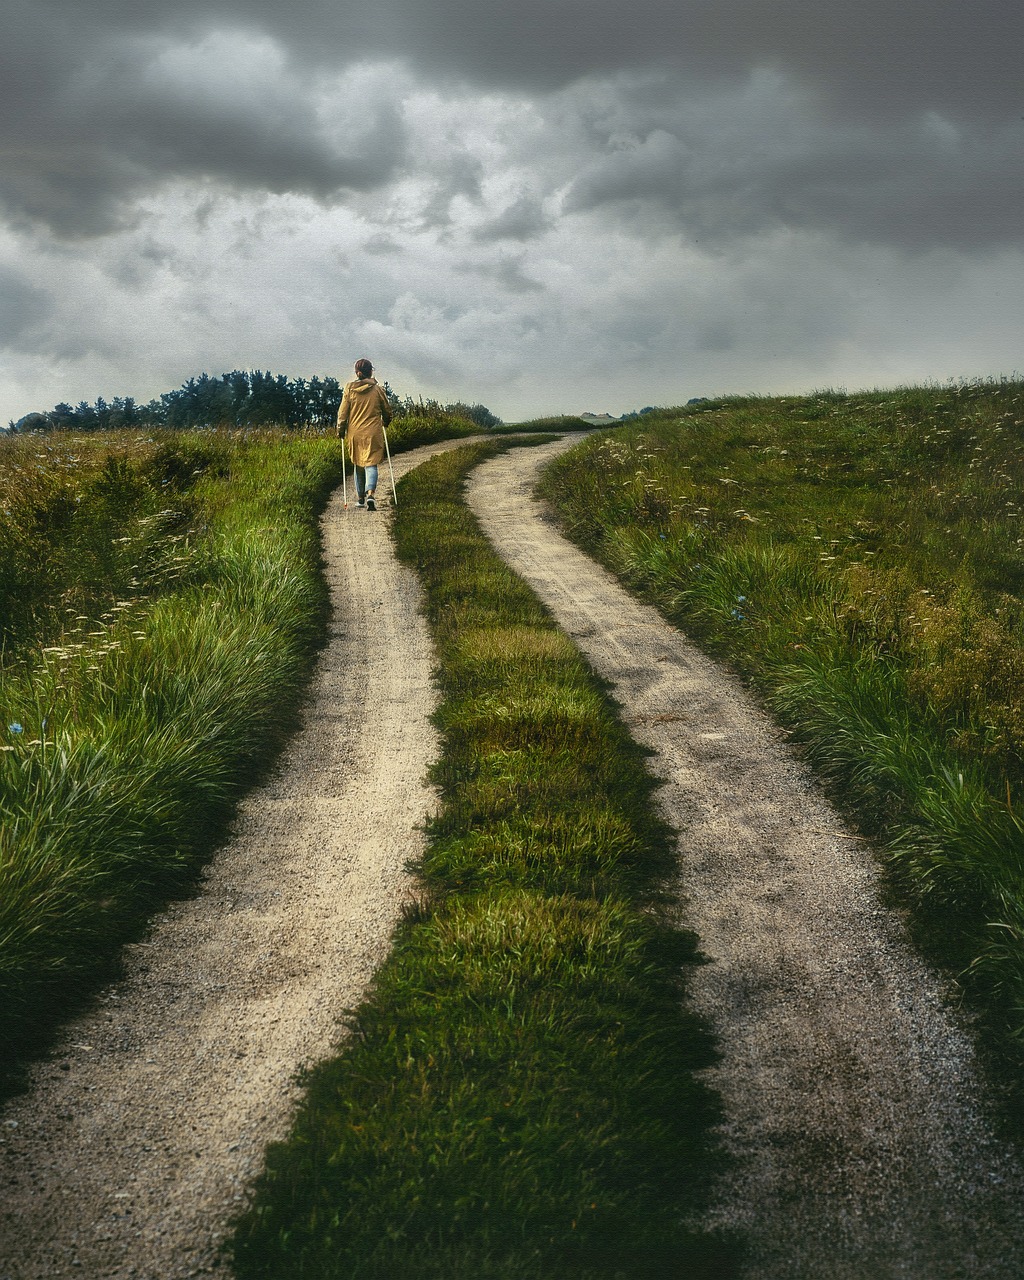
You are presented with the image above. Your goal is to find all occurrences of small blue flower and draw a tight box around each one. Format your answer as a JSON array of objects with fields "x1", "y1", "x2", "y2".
[
  {"x1": 8, "y1": 722, "x2": 23, "y2": 734},
  {"x1": 737, "y1": 595, "x2": 747, "y2": 604}
]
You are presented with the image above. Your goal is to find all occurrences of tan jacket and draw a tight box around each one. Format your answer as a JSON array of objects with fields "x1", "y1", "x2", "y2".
[{"x1": 336, "y1": 378, "x2": 392, "y2": 467}]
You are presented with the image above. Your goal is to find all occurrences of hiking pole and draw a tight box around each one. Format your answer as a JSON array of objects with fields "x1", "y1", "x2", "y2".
[{"x1": 382, "y1": 420, "x2": 398, "y2": 507}]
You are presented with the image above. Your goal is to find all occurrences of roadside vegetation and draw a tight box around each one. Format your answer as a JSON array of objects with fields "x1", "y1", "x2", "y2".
[
  {"x1": 232, "y1": 440, "x2": 733, "y2": 1279},
  {"x1": 0, "y1": 412, "x2": 476, "y2": 1084},
  {"x1": 540, "y1": 378, "x2": 1024, "y2": 1088}
]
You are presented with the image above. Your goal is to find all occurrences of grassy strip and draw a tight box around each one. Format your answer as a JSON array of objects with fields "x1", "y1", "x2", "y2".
[
  {"x1": 491, "y1": 417, "x2": 594, "y2": 435},
  {"x1": 231, "y1": 441, "x2": 733, "y2": 1279},
  {"x1": 539, "y1": 381, "x2": 1024, "y2": 1079},
  {"x1": 0, "y1": 417, "x2": 475, "y2": 1082}
]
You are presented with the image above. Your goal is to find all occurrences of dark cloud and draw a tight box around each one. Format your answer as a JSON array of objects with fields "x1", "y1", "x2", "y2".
[
  {"x1": 62, "y1": 0, "x2": 1018, "y2": 120},
  {"x1": 0, "y1": 13, "x2": 406, "y2": 235},
  {"x1": 4, "y1": 0, "x2": 1022, "y2": 239},
  {"x1": 3, "y1": 0, "x2": 1024, "y2": 427},
  {"x1": 562, "y1": 92, "x2": 1024, "y2": 252}
]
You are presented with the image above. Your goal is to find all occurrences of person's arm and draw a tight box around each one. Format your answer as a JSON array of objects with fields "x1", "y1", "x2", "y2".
[
  {"x1": 379, "y1": 385, "x2": 392, "y2": 427},
  {"x1": 336, "y1": 385, "x2": 350, "y2": 437}
]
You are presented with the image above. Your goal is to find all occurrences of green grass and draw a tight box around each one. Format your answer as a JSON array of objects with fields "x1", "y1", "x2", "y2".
[
  {"x1": 231, "y1": 441, "x2": 735, "y2": 1279},
  {"x1": 0, "y1": 416, "x2": 476, "y2": 1086},
  {"x1": 539, "y1": 378, "x2": 1024, "y2": 1083},
  {"x1": 383, "y1": 410, "x2": 479, "y2": 451},
  {"x1": 491, "y1": 417, "x2": 594, "y2": 435}
]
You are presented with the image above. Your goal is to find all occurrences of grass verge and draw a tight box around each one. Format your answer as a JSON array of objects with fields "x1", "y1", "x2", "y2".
[
  {"x1": 231, "y1": 440, "x2": 735, "y2": 1279},
  {"x1": 539, "y1": 381, "x2": 1024, "y2": 1098}
]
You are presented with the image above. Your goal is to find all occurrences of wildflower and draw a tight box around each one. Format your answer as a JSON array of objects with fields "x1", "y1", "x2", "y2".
[{"x1": 8, "y1": 722, "x2": 23, "y2": 734}]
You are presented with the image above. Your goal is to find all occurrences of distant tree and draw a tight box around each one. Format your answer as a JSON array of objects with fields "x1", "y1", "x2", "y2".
[
  {"x1": 304, "y1": 376, "x2": 343, "y2": 427},
  {"x1": 106, "y1": 397, "x2": 137, "y2": 430},
  {"x1": 243, "y1": 370, "x2": 301, "y2": 427},
  {"x1": 21, "y1": 371, "x2": 498, "y2": 433},
  {"x1": 72, "y1": 401, "x2": 99, "y2": 431},
  {"x1": 459, "y1": 402, "x2": 502, "y2": 429},
  {"x1": 11, "y1": 412, "x2": 51, "y2": 433}
]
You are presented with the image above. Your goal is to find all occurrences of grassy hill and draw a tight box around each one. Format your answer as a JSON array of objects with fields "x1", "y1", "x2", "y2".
[{"x1": 541, "y1": 378, "x2": 1024, "y2": 1094}]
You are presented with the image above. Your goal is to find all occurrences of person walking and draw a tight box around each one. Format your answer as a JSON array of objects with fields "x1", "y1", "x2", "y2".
[{"x1": 337, "y1": 358, "x2": 392, "y2": 511}]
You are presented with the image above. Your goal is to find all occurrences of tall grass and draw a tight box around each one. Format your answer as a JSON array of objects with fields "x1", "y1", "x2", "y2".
[
  {"x1": 0, "y1": 416, "x2": 476, "y2": 1084},
  {"x1": 231, "y1": 441, "x2": 734, "y2": 1279},
  {"x1": 0, "y1": 430, "x2": 340, "y2": 1077},
  {"x1": 541, "y1": 379, "x2": 1024, "y2": 1074}
]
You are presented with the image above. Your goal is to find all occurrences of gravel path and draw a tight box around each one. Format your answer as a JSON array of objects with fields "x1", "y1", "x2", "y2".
[
  {"x1": 468, "y1": 436, "x2": 1024, "y2": 1280},
  {"x1": 0, "y1": 439, "x2": 468, "y2": 1280}
]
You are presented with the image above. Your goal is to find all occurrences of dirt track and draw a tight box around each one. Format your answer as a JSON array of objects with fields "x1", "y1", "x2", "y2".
[
  {"x1": 468, "y1": 436, "x2": 1024, "y2": 1280},
  {"x1": 0, "y1": 439, "x2": 467, "y2": 1280},
  {"x1": 4, "y1": 432, "x2": 1024, "y2": 1279}
]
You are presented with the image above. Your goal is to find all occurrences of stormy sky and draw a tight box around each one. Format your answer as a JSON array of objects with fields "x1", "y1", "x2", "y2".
[{"x1": 3, "y1": 0, "x2": 1023, "y2": 424}]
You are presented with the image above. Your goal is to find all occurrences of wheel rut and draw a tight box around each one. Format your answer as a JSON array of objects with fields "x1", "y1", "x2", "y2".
[
  {"x1": 468, "y1": 435, "x2": 1024, "y2": 1280},
  {"x1": 0, "y1": 438, "x2": 468, "y2": 1280}
]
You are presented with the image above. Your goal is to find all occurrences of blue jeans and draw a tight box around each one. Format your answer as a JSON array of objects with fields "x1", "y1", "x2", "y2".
[{"x1": 355, "y1": 464, "x2": 378, "y2": 499}]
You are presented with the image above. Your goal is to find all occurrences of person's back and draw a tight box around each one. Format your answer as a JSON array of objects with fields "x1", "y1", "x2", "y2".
[{"x1": 337, "y1": 358, "x2": 391, "y2": 510}]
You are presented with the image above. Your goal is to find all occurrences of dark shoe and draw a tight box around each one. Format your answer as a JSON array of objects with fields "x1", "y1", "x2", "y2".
[{"x1": 366, "y1": 495, "x2": 376, "y2": 512}]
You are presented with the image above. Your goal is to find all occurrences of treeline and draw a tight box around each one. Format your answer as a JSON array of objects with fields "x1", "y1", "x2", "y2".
[{"x1": 10, "y1": 369, "x2": 502, "y2": 433}]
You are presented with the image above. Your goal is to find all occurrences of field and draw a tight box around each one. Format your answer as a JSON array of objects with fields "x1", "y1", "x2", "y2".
[
  {"x1": 541, "y1": 379, "x2": 1024, "y2": 1081},
  {"x1": 7, "y1": 383, "x2": 1024, "y2": 1271},
  {"x1": 0, "y1": 413, "x2": 476, "y2": 1081}
]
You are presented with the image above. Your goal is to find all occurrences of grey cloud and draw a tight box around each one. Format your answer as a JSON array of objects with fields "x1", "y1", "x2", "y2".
[
  {"x1": 363, "y1": 233, "x2": 403, "y2": 256},
  {"x1": 0, "y1": 17, "x2": 407, "y2": 235},
  {"x1": 4, "y1": 0, "x2": 1024, "y2": 430},
  {"x1": 415, "y1": 149, "x2": 484, "y2": 229},
  {"x1": 5, "y1": 0, "x2": 1022, "y2": 240},
  {"x1": 469, "y1": 257, "x2": 544, "y2": 294},
  {"x1": 561, "y1": 77, "x2": 1024, "y2": 252},
  {"x1": 79, "y1": 0, "x2": 1020, "y2": 122},
  {"x1": 472, "y1": 196, "x2": 552, "y2": 243},
  {"x1": 0, "y1": 267, "x2": 53, "y2": 350}
]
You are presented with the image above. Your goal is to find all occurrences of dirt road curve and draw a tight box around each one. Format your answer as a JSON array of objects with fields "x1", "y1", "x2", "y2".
[
  {"x1": 0, "y1": 439, "x2": 466, "y2": 1280},
  {"x1": 469, "y1": 436, "x2": 1024, "y2": 1280}
]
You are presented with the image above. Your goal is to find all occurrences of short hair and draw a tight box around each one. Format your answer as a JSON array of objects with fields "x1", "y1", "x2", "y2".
[{"x1": 354, "y1": 358, "x2": 373, "y2": 378}]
